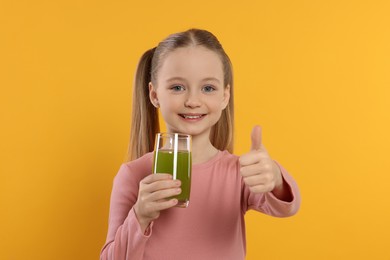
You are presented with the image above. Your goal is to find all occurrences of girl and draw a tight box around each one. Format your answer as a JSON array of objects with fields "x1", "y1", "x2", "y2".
[{"x1": 100, "y1": 29, "x2": 300, "y2": 260}]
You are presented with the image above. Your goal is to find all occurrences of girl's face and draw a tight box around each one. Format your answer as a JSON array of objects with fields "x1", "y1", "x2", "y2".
[{"x1": 149, "y1": 46, "x2": 230, "y2": 138}]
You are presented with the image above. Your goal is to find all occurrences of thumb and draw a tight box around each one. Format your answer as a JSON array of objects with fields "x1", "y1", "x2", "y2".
[{"x1": 250, "y1": 125, "x2": 262, "y2": 151}]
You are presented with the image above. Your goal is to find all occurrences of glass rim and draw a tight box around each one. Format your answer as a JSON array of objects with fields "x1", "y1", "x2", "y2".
[{"x1": 156, "y1": 132, "x2": 191, "y2": 139}]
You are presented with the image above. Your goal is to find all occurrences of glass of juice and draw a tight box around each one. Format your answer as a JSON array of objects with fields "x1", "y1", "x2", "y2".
[{"x1": 153, "y1": 133, "x2": 192, "y2": 208}]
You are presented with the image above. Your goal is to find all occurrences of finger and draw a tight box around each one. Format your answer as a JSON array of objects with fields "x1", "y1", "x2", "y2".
[
  {"x1": 148, "y1": 187, "x2": 182, "y2": 201},
  {"x1": 243, "y1": 173, "x2": 273, "y2": 187},
  {"x1": 240, "y1": 164, "x2": 262, "y2": 177},
  {"x1": 143, "y1": 179, "x2": 181, "y2": 193},
  {"x1": 239, "y1": 151, "x2": 269, "y2": 166},
  {"x1": 243, "y1": 175, "x2": 275, "y2": 193},
  {"x1": 141, "y1": 173, "x2": 172, "y2": 184},
  {"x1": 152, "y1": 199, "x2": 179, "y2": 211},
  {"x1": 250, "y1": 125, "x2": 262, "y2": 151},
  {"x1": 241, "y1": 161, "x2": 275, "y2": 178}
]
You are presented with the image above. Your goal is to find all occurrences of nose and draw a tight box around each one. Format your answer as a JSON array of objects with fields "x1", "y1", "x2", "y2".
[{"x1": 184, "y1": 91, "x2": 201, "y2": 108}]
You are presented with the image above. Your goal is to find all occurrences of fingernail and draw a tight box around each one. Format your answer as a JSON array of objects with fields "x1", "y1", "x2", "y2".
[
  {"x1": 175, "y1": 180, "x2": 181, "y2": 186},
  {"x1": 176, "y1": 188, "x2": 182, "y2": 194}
]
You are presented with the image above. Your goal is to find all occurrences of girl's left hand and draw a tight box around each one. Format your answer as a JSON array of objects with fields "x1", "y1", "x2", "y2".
[{"x1": 239, "y1": 125, "x2": 284, "y2": 194}]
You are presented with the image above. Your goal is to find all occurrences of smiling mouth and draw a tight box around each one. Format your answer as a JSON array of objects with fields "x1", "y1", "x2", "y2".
[{"x1": 179, "y1": 114, "x2": 206, "y2": 119}]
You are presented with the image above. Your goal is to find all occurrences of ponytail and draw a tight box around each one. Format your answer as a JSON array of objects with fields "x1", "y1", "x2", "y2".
[
  {"x1": 127, "y1": 48, "x2": 160, "y2": 161},
  {"x1": 210, "y1": 91, "x2": 234, "y2": 153}
]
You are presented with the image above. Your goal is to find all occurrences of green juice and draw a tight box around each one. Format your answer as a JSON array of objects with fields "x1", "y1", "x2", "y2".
[{"x1": 153, "y1": 150, "x2": 192, "y2": 207}]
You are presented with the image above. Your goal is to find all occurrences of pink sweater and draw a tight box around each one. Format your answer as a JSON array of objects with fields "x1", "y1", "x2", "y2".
[{"x1": 101, "y1": 150, "x2": 300, "y2": 260}]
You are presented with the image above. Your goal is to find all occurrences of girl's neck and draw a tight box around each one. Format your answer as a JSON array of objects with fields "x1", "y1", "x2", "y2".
[{"x1": 191, "y1": 135, "x2": 219, "y2": 164}]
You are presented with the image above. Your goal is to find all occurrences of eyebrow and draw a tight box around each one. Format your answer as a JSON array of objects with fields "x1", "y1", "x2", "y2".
[{"x1": 165, "y1": 77, "x2": 221, "y2": 83}]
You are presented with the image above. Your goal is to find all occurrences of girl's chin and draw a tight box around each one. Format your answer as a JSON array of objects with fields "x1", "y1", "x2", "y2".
[{"x1": 166, "y1": 127, "x2": 210, "y2": 137}]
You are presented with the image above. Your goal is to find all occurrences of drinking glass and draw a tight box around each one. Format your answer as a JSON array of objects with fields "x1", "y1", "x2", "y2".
[{"x1": 153, "y1": 133, "x2": 192, "y2": 208}]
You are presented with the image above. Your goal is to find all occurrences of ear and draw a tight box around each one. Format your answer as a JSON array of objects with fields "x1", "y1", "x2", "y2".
[
  {"x1": 221, "y1": 84, "x2": 231, "y2": 109},
  {"x1": 149, "y1": 82, "x2": 159, "y2": 108}
]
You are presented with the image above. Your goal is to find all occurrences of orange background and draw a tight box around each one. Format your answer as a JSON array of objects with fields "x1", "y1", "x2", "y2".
[{"x1": 1, "y1": 1, "x2": 389, "y2": 259}]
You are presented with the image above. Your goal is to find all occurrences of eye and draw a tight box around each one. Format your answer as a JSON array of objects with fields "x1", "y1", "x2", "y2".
[
  {"x1": 202, "y1": 85, "x2": 216, "y2": 93},
  {"x1": 170, "y1": 85, "x2": 185, "y2": 92}
]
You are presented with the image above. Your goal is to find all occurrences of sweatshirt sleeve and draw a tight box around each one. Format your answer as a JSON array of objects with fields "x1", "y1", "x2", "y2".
[
  {"x1": 100, "y1": 159, "x2": 152, "y2": 260},
  {"x1": 242, "y1": 161, "x2": 301, "y2": 217}
]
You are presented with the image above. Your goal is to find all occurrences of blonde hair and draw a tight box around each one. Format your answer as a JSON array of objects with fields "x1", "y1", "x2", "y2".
[{"x1": 127, "y1": 29, "x2": 234, "y2": 161}]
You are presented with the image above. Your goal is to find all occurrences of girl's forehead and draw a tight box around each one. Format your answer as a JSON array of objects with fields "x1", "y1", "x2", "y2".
[
  {"x1": 163, "y1": 46, "x2": 221, "y2": 64},
  {"x1": 158, "y1": 46, "x2": 224, "y2": 81}
]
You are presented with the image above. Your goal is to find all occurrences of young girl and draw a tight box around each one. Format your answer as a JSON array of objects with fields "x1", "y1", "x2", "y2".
[{"x1": 100, "y1": 28, "x2": 300, "y2": 260}]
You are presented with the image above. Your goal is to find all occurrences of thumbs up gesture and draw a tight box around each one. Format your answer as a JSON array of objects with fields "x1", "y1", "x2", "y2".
[{"x1": 239, "y1": 126, "x2": 284, "y2": 194}]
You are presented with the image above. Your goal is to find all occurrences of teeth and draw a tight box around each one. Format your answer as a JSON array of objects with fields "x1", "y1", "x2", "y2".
[{"x1": 183, "y1": 115, "x2": 202, "y2": 119}]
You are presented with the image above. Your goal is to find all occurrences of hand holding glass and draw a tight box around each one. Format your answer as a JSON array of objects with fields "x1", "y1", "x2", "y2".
[{"x1": 153, "y1": 133, "x2": 192, "y2": 208}]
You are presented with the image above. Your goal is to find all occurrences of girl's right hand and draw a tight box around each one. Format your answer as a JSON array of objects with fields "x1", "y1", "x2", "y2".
[{"x1": 133, "y1": 173, "x2": 181, "y2": 234}]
